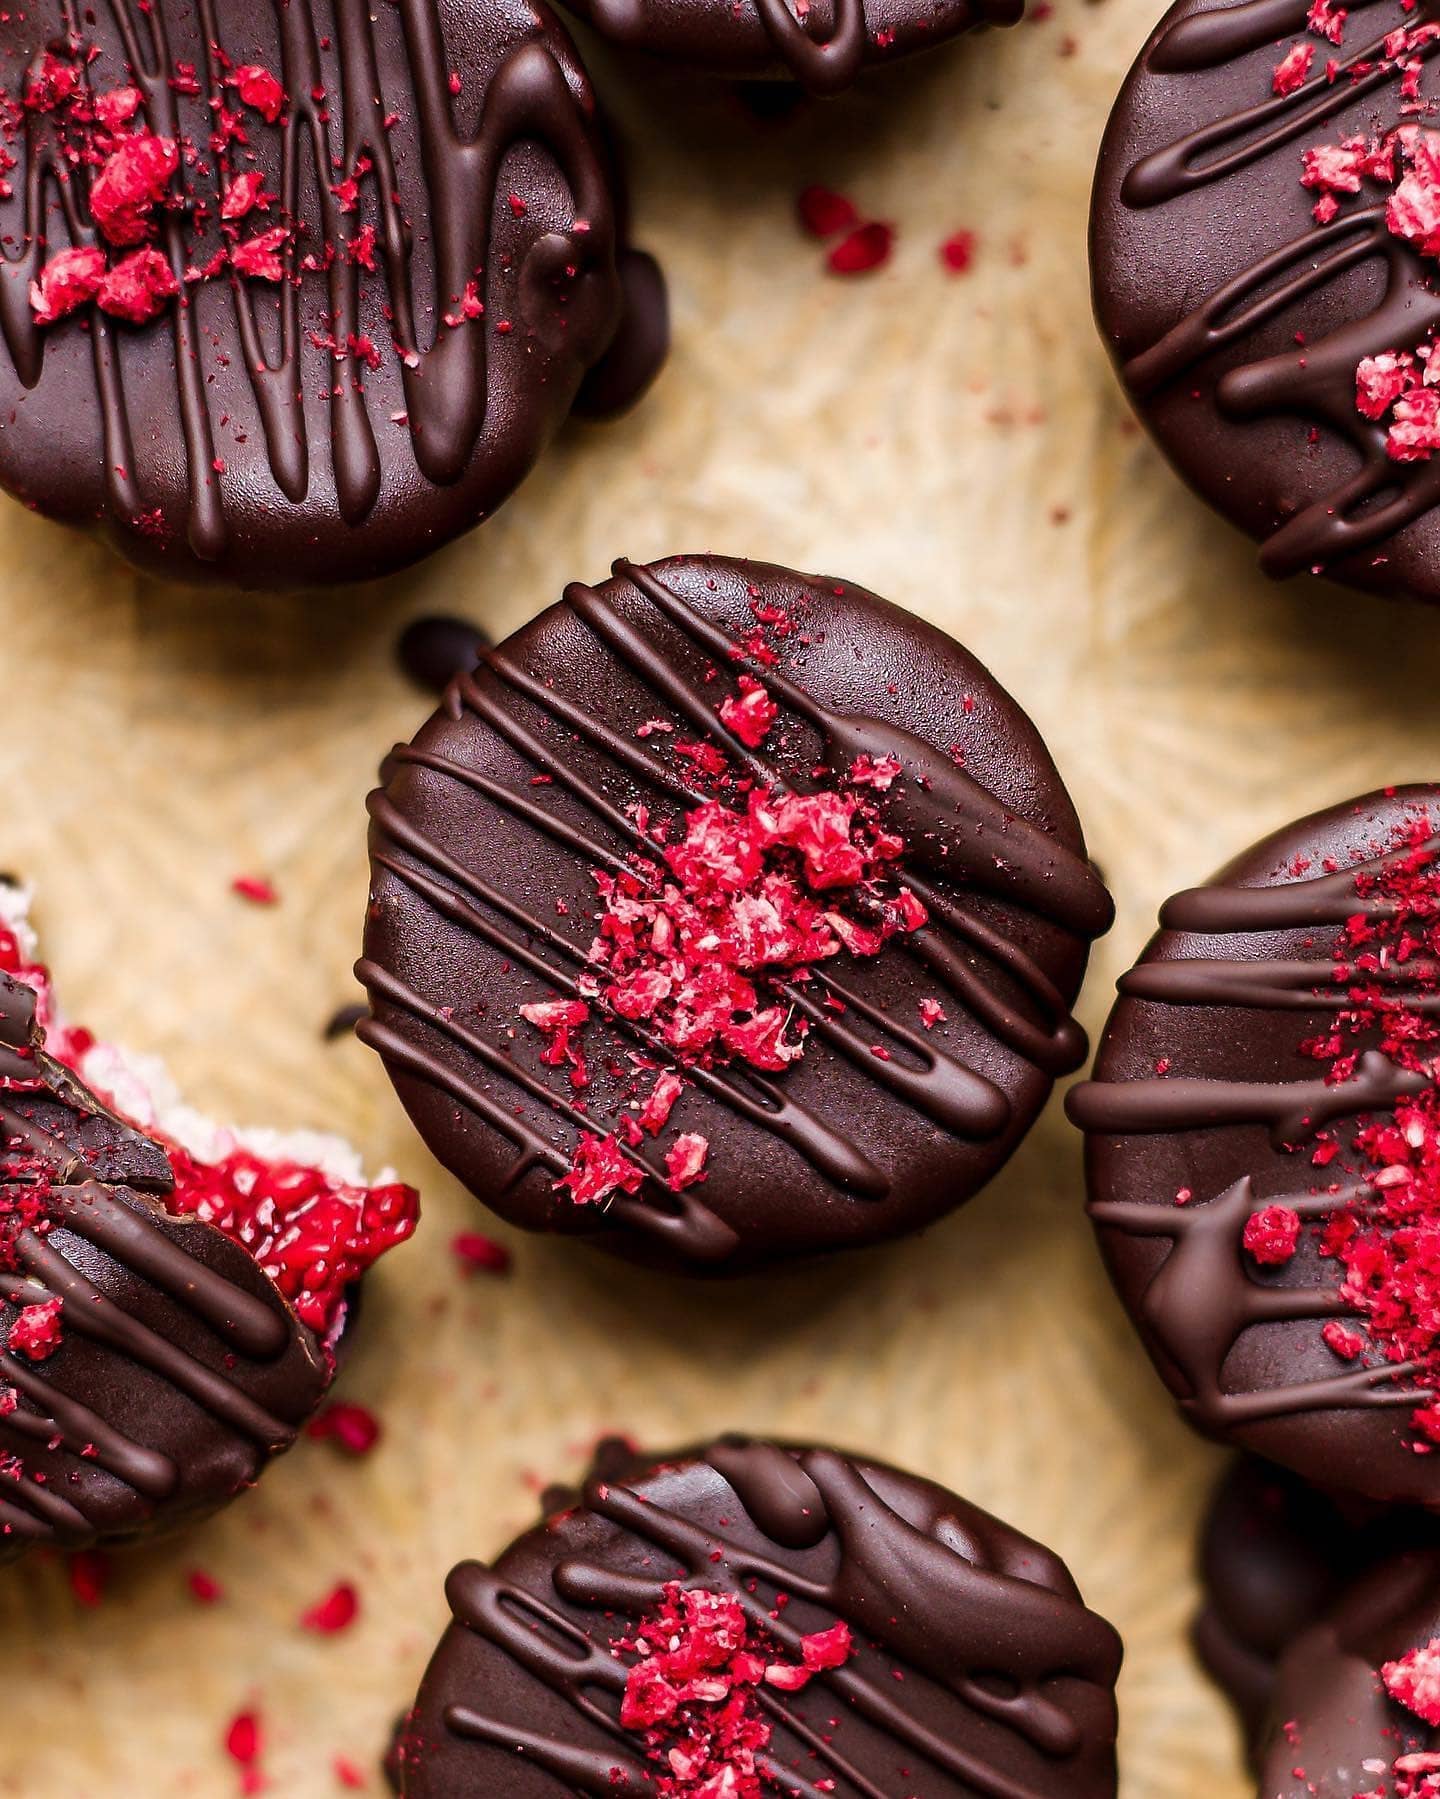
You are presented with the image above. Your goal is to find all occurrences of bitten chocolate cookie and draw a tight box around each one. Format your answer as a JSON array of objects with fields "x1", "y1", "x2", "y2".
[
  {"x1": 0, "y1": 2, "x2": 664, "y2": 587},
  {"x1": 553, "y1": 0, "x2": 1021, "y2": 96},
  {"x1": 0, "y1": 883, "x2": 415, "y2": 1559},
  {"x1": 1257, "y1": 1546, "x2": 1440, "y2": 1798},
  {"x1": 1069, "y1": 786, "x2": 1440, "y2": 1508},
  {"x1": 1091, "y1": 0, "x2": 1440, "y2": 601},
  {"x1": 388, "y1": 1436, "x2": 1124, "y2": 1796},
  {"x1": 1194, "y1": 1456, "x2": 1427, "y2": 1755},
  {"x1": 358, "y1": 553, "x2": 1111, "y2": 1274}
]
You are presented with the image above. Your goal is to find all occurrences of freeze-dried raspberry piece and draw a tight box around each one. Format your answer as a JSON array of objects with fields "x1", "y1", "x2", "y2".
[
  {"x1": 97, "y1": 248, "x2": 180, "y2": 324},
  {"x1": 29, "y1": 247, "x2": 108, "y2": 326},
  {"x1": 1385, "y1": 1639, "x2": 1440, "y2": 1726},
  {"x1": 89, "y1": 134, "x2": 179, "y2": 247},
  {"x1": 231, "y1": 64, "x2": 286, "y2": 123}
]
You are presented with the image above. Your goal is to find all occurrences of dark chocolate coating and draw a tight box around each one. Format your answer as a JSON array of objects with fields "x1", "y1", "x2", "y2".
[
  {"x1": 1091, "y1": 0, "x2": 1440, "y2": 601},
  {"x1": 556, "y1": 0, "x2": 1023, "y2": 94},
  {"x1": 358, "y1": 553, "x2": 1112, "y2": 1273},
  {"x1": 0, "y1": 974, "x2": 331, "y2": 1561},
  {"x1": 0, "y1": 0, "x2": 657, "y2": 588},
  {"x1": 393, "y1": 1436, "x2": 1123, "y2": 1796},
  {"x1": 1258, "y1": 1546, "x2": 1440, "y2": 1797},
  {"x1": 1193, "y1": 1456, "x2": 1427, "y2": 1756},
  {"x1": 1068, "y1": 785, "x2": 1440, "y2": 1507}
]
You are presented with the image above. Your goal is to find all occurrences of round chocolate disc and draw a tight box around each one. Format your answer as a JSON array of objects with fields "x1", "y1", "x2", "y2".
[
  {"x1": 1068, "y1": 785, "x2": 1440, "y2": 1508},
  {"x1": 1258, "y1": 1546, "x2": 1440, "y2": 1798},
  {"x1": 391, "y1": 1436, "x2": 1124, "y2": 1796},
  {"x1": 358, "y1": 553, "x2": 1112, "y2": 1274},
  {"x1": 1091, "y1": 0, "x2": 1440, "y2": 601},
  {"x1": 0, "y1": 1, "x2": 662, "y2": 587},
  {"x1": 553, "y1": 0, "x2": 1022, "y2": 95}
]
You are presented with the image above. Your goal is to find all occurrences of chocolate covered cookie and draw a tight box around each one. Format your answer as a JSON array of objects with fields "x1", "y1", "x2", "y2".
[
  {"x1": 1069, "y1": 785, "x2": 1440, "y2": 1508},
  {"x1": 1258, "y1": 1545, "x2": 1440, "y2": 1798},
  {"x1": 0, "y1": 882, "x2": 416, "y2": 1559},
  {"x1": 0, "y1": 1, "x2": 664, "y2": 587},
  {"x1": 555, "y1": 0, "x2": 1022, "y2": 96},
  {"x1": 1194, "y1": 1456, "x2": 1426, "y2": 1754},
  {"x1": 389, "y1": 1436, "x2": 1124, "y2": 1796},
  {"x1": 1091, "y1": 0, "x2": 1440, "y2": 600},
  {"x1": 358, "y1": 553, "x2": 1111, "y2": 1274}
]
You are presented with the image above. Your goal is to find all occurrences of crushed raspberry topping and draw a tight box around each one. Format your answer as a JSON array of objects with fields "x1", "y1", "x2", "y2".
[
  {"x1": 1284, "y1": 16, "x2": 1440, "y2": 459},
  {"x1": 0, "y1": 918, "x2": 417, "y2": 1340},
  {"x1": 1258, "y1": 815, "x2": 1440, "y2": 1443},
  {"x1": 529, "y1": 641, "x2": 927, "y2": 1209},
  {"x1": 615, "y1": 1582, "x2": 855, "y2": 1795},
  {"x1": 1242, "y1": 1203, "x2": 1302, "y2": 1265},
  {"x1": 1386, "y1": 1639, "x2": 1440, "y2": 1727}
]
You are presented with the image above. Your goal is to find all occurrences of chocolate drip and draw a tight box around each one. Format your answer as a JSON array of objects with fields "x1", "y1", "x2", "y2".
[
  {"x1": 1089, "y1": 1180, "x2": 1421, "y2": 1429},
  {"x1": 1068, "y1": 1048, "x2": 1429, "y2": 1143},
  {"x1": 0, "y1": 0, "x2": 621, "y2": 572},
  {"x1": 419, "y1": 1441, "x2": 1121, "y2": 1798}
]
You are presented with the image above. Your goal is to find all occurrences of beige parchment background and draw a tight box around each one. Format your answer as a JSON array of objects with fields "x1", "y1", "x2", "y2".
[{"x1": 2, "y1": 3, "x2": 1439, "y2": 1792}]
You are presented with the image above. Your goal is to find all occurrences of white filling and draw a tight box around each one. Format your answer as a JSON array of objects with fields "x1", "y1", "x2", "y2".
[{"x1": 1, "y1": 881, "x2": 396, "y2": 1188}]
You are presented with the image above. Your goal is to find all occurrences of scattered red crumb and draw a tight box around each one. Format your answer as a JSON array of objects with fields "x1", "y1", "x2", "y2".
[
  {"x1": 231, "y1": 875, "x2": 280, "y2": 905},
  {"x1": 639, "y1": 1070, "x2": 684, "y2": 1135},
  {"x1": 940, "y1": 230, "x2": 977, "y2": 273},
  {"x1": 555, "y1": 1131, "x2": 644, "y2": 1207},
  {"x1": 1242, "y1": 1204, "x2": 1302, "y2": 1265},
  {"x1": 617, "y1": 1583, "x2": 854, "y2": 1794},
  {"x1": 301, "y1": 1581, "x2": 359, "y2": 1634},
  {"x1": 231, "y1": 65, "x2": 286, "y2": 123},
  {"x1": 96, "y1": 248, "x2": 180, "y2": 325},
  {"x1": 89, "y1": 133, "x2": 179, "y2": 246},
  {"x1": 225, "y1": 1710, "x2": 265, "y2": 1796},
  {"x1": 828, "y1": 221, "x2": 894, "y2": 276},
  {"x1": 187, "y1": 1568, "x2": 225, "y2": 1604},
  {"x1": 718, "y1": 675, "x2": 778, "y2": 748},
  {"x1": 1265, "y1": 814, "x2": 1440, "y2": 1443},
  {"x1": 665, "y1": 1133, "x2": 709, "y2": 1191},
  {"x1": 333, "y1": 1758, "x2": 366, "y2": 1790},
  {"x1": 1272, "y1": 40, "x2": 1315, "y2": 94},
  {"x1": 231, "y1": 228, "x2": 291, "y2": 282},
  {"x1": 10, "y1": 1296, "x2": 63, "y2": 1360},
  {"x1": 796, "y1": 185, "x2": 859, "y2": 239},
  {"x1": 307, "y1": 1400, "x2": 382, "y2": 1456},
  {"x1": 1386, "y1": 1639, "x2": 1440, "y2": 1726},
  {"x1": 451, "y1": 1231, "x2": 512, "y2": 1277},
  {"x1": 29, "y1": 247, "x2": 107, "y2": 326},
  {"x1": 68, "y1": 1549, "x2": 110, "y2": 1607},
  {"x1": 919, "y1": 997, "x2": 947, "y2": 1029}
]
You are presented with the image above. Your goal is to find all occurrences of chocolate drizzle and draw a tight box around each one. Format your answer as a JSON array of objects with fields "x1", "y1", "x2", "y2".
[
  {"x1": 0, "y1": 0, "x2": 627, "y2": 582},
  {"x1": 398, "y1": 1439, "x2": 1122, "y2": 1797},
  {"x1": 1068, "y1": 793, "x2": 1440, "y2": 1484},
  {"x1": 359, "y1": 555, "x2": 1110, "y2": 1268},
  {"x1": 0, "y1": 972, "x2": 330, "y2": 1559},
  {"x1": 1093, "y1": 0, "x2": 1440, "y2": 587}
]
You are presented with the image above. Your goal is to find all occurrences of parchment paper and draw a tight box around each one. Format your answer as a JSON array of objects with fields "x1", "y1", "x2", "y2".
[{"x1": 4, "y1": 7, "x2": 1440, "y2": 1792}]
